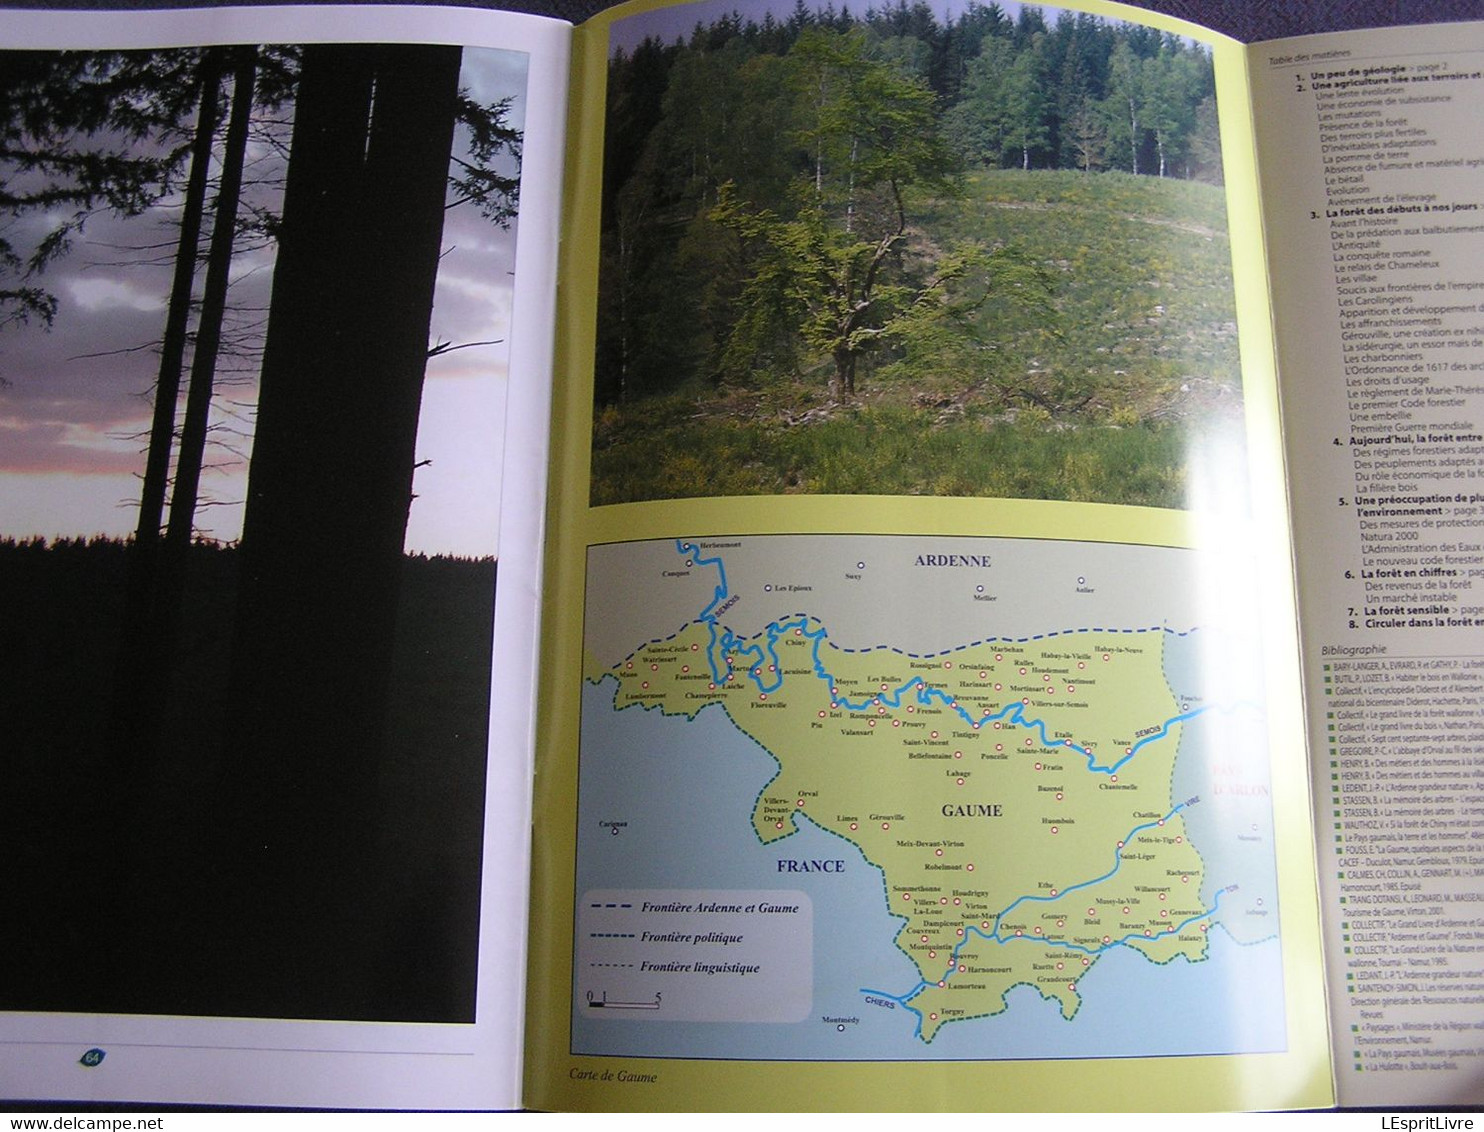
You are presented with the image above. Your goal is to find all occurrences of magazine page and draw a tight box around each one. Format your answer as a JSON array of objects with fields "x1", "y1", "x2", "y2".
[
  {"x1": 525, "y1": 0, "x2": 1331, "y2": 1110},
  {"x1": 0, "y1": 4, "x2": 566, "y2": 1109},
  {"x1": 1252, "y1": 21, "x2": 1484, "y2": 1109}
]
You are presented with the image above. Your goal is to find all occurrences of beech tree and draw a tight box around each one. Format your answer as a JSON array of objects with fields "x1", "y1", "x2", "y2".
[{"x1": 713, "y1": 29, "x2": 963, "y2": 399}]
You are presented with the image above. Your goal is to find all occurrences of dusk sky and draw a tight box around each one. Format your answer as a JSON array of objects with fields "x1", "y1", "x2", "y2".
[{"x1": 0, "y1": 45, "x2": 529, "y2": 558}]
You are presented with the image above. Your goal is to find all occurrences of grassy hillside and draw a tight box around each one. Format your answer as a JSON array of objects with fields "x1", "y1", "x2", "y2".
[{"x1": 591, "y1": 169, "x2": 1245, "y2": 510}]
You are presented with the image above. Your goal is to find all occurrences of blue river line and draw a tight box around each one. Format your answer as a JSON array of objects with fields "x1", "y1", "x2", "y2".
[{"x1": 674, "y1": 539, "x2": 1209, "y2": 777}]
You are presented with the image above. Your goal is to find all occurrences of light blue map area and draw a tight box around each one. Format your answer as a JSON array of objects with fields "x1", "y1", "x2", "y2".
[{"x1": 573, "y1": 536, "x2": 1286, "y2": 1060}]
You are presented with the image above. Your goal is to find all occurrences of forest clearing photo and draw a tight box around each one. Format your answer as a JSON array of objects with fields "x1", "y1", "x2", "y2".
[
  {"x1": 0, "y1": 39, "x2": 528, "y2": 1023},
  {"x1": 591, "y1": 0, "x2": 1246, "y2": 510}
]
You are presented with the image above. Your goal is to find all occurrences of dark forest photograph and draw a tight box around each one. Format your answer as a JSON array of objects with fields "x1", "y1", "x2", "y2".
[
  {"x1": 591, "y1": 0, "x2": 1245, "y2": 509},
  {"x1": 0, "y1": 42, "x2": 526, "y2": 1022}
]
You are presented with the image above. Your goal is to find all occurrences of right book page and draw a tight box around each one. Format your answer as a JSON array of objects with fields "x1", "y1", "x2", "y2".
[
  {"x1": 1252, "y1": 21, "x2": 1484, "y2": 1108},
  {"x1": 526, "y1": 0, "x2": 1334, "y2": 1110}
]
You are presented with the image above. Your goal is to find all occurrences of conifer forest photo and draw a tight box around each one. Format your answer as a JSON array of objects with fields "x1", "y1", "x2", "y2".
[{"x1": 0, "y1": 42, "x2": 526, "y2": 1022}]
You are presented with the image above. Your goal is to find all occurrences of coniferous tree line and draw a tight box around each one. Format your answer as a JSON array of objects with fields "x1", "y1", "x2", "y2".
[{"x1": 596, "y1": 1, "x2": 1220, "y2": 409}]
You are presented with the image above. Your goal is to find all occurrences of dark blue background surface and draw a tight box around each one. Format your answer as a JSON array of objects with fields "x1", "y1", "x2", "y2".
[{"x1": 3, "y1": 0, "x2": 1483, "y2": 42}]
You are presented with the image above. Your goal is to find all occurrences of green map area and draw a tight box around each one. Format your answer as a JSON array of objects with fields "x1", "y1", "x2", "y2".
[{"x1": 591, "y1": 540, "x2": 1220, "y2": 1041}]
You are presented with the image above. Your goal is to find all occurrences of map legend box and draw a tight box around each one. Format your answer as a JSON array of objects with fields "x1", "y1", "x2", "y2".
[{"x1": 576, "y1": 888, "x2": 813, "y2": 1023}]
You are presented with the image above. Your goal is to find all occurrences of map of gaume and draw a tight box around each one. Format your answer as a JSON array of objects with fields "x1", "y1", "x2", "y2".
[{"x1": 574, "y1": 536, "x2": 1282, "y2": 1059}]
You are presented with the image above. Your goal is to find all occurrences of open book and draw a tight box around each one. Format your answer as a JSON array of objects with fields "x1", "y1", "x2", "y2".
[{"x1": 1, "y1": 0, "x2": 1481, "y2": 1112}]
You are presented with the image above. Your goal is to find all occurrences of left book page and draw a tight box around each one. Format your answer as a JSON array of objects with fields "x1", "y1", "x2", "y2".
[{"x1": 0, "y1": 4, "x2": 567, "y2": 1109}]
